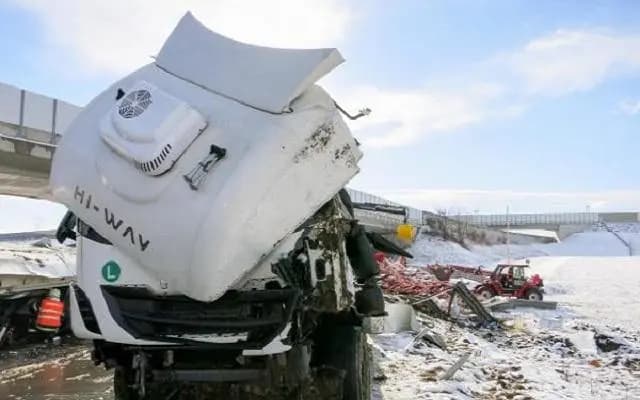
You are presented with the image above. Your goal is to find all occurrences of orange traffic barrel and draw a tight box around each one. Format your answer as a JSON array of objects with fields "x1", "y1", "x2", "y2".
[{"x1": 36, "y1": 288, "x2": 64, "y2": 332}]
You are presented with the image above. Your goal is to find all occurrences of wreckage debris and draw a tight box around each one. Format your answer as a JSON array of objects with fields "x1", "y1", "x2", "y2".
[
  {"x1": 440, "y1": 352, "x2": 471, "y2": 380},
  {"x1": 377, "y1": 255, "x2": 496, "y2": 326},
  {"x1": 595, "y1": 333, "x2": 624, "y2": 352},
  {"x1": 425, "y1": 264, "x2": 491, "y2": 282},
  {"x1": 487, "y1": 298, "x2": 558, "y2": 311},
  {"x1": 448, "y1": 282, "x2": 497, "y2": 326},
  {"x1": 378, "y1": 256, "x2": 451, "y2": 297},
  {"x1": 413, "y1": 299, "x2": 451, "y2": 321}
]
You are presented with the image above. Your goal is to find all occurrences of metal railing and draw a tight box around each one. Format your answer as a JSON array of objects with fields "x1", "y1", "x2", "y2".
[
  {"x1": 0, "y1": 82, "x2": 80, "y2": 142},
  {"x1": 451, "y1": 212, "x2": 600, "y2": 227},
  {"x1": 346, "y1": 188, "x2": 423, "y2": 226}
]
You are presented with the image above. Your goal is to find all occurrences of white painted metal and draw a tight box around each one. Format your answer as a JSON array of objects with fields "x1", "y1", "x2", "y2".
[
  {"x1": 156, "y1": 13, "x2": 344, "y2": 114},
  {"x1": 72, "y1": 220, "x2": 299, "y2": 348},
  {"x1": 0, "y1": 241, "x2": 74, "y2": 278},
  {"x1": 100, "y1": 80, "x2": 207, "y2": 176},
  {"x1": 0, "y1": 239, "x2": 75, "y2": 296},
  {"x1": 50, "y1": 13, "x2": 361, "y2": 303}
]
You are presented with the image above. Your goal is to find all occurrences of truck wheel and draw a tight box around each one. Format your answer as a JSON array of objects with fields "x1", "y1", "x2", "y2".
[
  {"x1": 343, "y1": 327, "x2": 371, "y2": 400},
  {"x1": 113, "y1": 367, "x2": 173, "y2": 400},
  {"x1": 113, "y1": 367, "x2": 138, "y2": 400},
  {"x1": 314, "y1": 324, "x2": 371, "y2": 400},
  {"x1": 476, "y1": 286, "x2": 493, "y2": 300},
  {"x1": 525, "y1": 288, "x2": 543, "y2": 301}
]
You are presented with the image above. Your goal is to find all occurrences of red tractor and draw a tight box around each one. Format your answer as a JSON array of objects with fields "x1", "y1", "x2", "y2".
[{"x1": 474, "y1": 263, "x2": 544, "y2": 301}]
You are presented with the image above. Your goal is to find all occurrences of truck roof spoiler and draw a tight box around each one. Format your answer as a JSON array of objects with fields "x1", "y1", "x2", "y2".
[{"x1": 156, "y1": 12, "x2": 344, "y2": 114}]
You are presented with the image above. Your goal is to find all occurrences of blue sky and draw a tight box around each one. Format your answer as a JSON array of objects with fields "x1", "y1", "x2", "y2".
[{"x1": 1, "y1": 0, "x2": 639, "y2": 227}]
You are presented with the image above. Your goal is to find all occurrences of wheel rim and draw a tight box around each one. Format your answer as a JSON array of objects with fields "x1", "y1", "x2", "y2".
[
  {"x1": 479, "y1": 290, "x2": 492, "y2": 299},
  {"x1": 528, "y1": 293, "x2": 540, "y2": 301}
]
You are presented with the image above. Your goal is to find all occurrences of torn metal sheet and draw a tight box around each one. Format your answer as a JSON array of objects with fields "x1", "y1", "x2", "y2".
[
  {"x1": 488, "y1": 299, "x2": 558, "y2": 311},
  {"x1": 450, "y1": 282, "x2": 497, "y2": 325},
  {"x1": 0, "y1": 239, "x2": 75, "y2": 295},
  {"x1": 440, "y1": 352, "x2": 471, "y2": 380}
]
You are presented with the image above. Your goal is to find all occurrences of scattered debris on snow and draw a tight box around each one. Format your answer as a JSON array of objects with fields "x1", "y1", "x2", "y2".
[{"x1": 371, "y1": 232, "x2": 640, "y2": 399}]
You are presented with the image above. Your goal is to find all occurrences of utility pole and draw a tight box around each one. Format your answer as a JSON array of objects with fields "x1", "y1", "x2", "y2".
[{"x1": 506, "y1": 205, "x2": 511, "y2": 264}]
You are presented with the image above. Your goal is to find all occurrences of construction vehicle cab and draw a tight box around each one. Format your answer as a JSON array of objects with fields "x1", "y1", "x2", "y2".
[{"x1": 475, "y1": 263, "x2": 544, "y2": 301}]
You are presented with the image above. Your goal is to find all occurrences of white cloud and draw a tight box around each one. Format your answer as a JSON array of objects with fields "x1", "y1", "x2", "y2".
[
  {"x1": 619, "y1": 99, "x2": 640, "y2": 115},
  {"x1": 13, "y1": 0, "x2": 352, "y2": 75},
  {"x1": 335, "y1": 83, "x2": 521, "y2": 148},
  {"x1": 13, "y1": 2, "x2": 640, "y2": 149},
  {"x1": 511, "y1": 30, "x2": 640, "y2": 95},
  {"x1": 340, "y1": 29, "x2": 640, "y2": 147},
  {"x1": 372, "y1": 188, "x2": 640, "y2": 214}
]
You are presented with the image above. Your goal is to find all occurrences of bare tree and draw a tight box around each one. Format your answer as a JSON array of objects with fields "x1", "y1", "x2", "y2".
[
  {"x1": 455, "y1": 212, "x2": 469, "y2": 247},
  {"x1": 436, "y1": 208, "x2": 449, "y2": 240}
]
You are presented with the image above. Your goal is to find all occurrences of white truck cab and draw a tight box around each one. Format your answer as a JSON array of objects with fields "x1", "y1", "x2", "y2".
[{"x1": 51, "y1": 13, "x2": 386, "y2": 400}]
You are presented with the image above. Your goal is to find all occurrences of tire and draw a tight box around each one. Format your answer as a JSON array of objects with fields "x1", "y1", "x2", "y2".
[
  {"x1": 342, "y1": 327, "x2": 371, "y2": 400},
  {"x1": 314, "y1": 324, "x2": 371, "y2": 400},
  {"x1": 525, "y1": 288, "x2": 543, "y2": 301},
  {"x1": 114, "y1": 367, "x2": 176, "y2": 400},
  {"x1": 476, "y1": 286, "x2": 494, "y2": 300},
  {"x1": 355, "y1": 284, "x2": 385, "y2": 317},
  {"x1": 113, "y1": 367, "x2": 138, "y2": 400}
]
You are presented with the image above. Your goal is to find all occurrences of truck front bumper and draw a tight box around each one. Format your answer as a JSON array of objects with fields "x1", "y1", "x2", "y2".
[{"x1": 71, "y1": 283, "x2": 300, "y2": 351}]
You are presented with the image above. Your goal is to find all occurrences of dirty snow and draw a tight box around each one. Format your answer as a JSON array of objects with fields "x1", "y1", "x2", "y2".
[
  {"x1": 373, "y1": 317, "x2": 640, "y2": 400},
  {"x1": 0, "y1": 341, "x2": 113, "y2": 399},
  {"x1": 373, "y1": 229, "x2": 640, "y2": 400},
  {"x1": 2, "y1": 224, "x2": 639, "y2": 399}
]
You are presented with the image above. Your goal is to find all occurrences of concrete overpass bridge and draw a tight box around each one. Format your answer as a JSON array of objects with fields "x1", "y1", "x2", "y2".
[
  {"x1": 0, "y1": 82, "x2": 80, "y2": 199},
  {"x1": 455, "y1": 212, "x2": 599, "y2": 228},
  {"x1": 454, "y1": 212, "x2": 640, "y2": 227},
  {"x1": 453, "y1": 212, "x2": 640, "y2": 239}
]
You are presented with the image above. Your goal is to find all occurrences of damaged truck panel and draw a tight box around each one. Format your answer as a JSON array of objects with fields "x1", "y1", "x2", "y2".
[{"x1": 49, "y1": 12, "x2": 381, "y2": 400}]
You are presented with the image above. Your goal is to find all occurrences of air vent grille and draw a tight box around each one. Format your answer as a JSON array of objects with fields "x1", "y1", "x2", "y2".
[
  {"x1": 118, "y1": 90, "x2": 152, "y2": 119},
  {"x1": 135, "y1": 144, "x2": 173, "y2": 173}
]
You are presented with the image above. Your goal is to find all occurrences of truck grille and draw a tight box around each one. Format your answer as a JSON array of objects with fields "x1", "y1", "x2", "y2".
[{"x1": 101, "y1": 287, "x2": 300, "y2": 349}]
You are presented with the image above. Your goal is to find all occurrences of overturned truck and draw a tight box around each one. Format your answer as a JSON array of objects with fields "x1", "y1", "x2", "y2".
[
  {"x1": 50, "y1": 12, "x2": 385, "y2": 400},
  {"x1": 0, "y1": 236, "x2": 74, "y2": 346}
]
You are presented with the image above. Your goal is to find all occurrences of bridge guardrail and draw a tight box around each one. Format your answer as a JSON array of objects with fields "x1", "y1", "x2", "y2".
[
  {"x1": 451, "y1": 212, "x2": 600, "y2": 227},
  {"x1": 346, "y1": 188, "x2": 423, "y2": 226}
]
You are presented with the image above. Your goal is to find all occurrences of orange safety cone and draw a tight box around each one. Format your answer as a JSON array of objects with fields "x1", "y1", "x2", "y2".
[{"x1": 36, "y1": 288, "x2": 64, "y2": 332}]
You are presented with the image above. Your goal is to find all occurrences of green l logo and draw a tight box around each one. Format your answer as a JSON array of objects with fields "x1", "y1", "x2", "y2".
[{"x1": 101, "y1": 261, "x2": 121, "y2": 282}]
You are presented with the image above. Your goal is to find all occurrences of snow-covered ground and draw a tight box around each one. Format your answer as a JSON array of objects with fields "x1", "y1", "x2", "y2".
[
  {"x1": 373, "y1": 310, "x2": 640, "y2": 399},
  {"x1": 410, "y1": 228, "x2": 640, "y2": 267},
  {"x1": 374, "y1": 230, "x2": 640, "y2": 399},
  {"x1": 529, "y1": 257, "x2": 640, "y2": 330},
  {"x1": 592, "y1": 223, "x2": 640, "y2": 234},
  {"x1": 1, "y1": 221, "x2": 638, "y2": 399}
]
